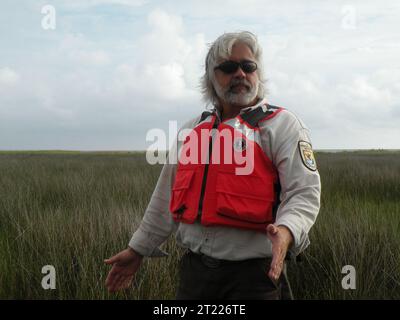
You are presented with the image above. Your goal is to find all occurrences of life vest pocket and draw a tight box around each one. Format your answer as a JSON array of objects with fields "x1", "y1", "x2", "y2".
[
  {"x1": 215, "y1": 171, "x2": 275, "y2": 224},
  {"x1": 170, "y1": 169, "x2": 196, "y2": 219}
]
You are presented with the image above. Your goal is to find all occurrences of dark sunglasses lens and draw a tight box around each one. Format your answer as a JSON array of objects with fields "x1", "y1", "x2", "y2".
[
  {"x1": 218, "y1": 61, "x2": 239, "y2": 74},
  {"x1": 241, "y1": 61, "x2": 257, "y2": 73},
  {"x1": 217, "y1": 61, "x2": 257, "y2": 74}
]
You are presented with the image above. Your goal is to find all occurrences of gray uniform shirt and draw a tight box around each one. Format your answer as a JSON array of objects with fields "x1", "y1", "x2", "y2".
[{"x1": 129, "y1": 98, "x2": 321, "y2": 260}]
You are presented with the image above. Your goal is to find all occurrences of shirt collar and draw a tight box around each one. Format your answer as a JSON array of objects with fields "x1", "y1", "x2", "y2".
[
  {"x1": 212, "y1": 97, "x2": 268, "y2": 121},
  {"x1": 240, "y1": 97, "x2": 269, "y2": 113}
]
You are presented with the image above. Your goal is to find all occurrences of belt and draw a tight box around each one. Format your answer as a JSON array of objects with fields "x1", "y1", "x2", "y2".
[{"x1": 187, "y1": 250, "x2": 270, "y2": 269}]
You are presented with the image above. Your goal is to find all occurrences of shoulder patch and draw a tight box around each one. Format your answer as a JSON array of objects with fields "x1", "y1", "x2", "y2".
[{"x1": 298, "y1": 141, "x2": 317, "y2": 171}]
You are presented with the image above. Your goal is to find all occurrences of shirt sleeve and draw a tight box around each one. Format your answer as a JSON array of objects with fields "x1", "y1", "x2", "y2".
[
  {"x1": 128, "y1": 160, "x2": 178, "y2": 257},
  {"x1": 268, "y1": 111, "x2": 321, "y2": 256},
  {"x1": 128, "y1": 117, "x2": 198, "y2": 257}
]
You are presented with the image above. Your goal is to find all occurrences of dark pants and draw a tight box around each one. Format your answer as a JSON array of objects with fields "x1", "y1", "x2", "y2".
[{"x1": 176, "y1": 250, "x2": 294, "y2": 300}]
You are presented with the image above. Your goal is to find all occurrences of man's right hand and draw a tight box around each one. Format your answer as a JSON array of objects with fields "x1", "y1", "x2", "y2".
[{"x1": 104, "y1": 247, "x2": 143, "y2": 293}]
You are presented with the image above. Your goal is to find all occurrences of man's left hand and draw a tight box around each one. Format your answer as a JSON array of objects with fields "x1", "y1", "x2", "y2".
[{"x1": 266, "y1": 224, "x2": 294, "y2": 282}]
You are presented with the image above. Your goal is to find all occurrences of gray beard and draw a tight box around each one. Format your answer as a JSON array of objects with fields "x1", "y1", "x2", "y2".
[{"x1": 213, "y1": 79, "x2": 259, "y2": 106}]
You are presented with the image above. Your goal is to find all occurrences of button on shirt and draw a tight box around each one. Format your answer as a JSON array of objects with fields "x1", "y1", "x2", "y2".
[{"x1": 129, "y1": 98, "x2": 321, "y2": 261}]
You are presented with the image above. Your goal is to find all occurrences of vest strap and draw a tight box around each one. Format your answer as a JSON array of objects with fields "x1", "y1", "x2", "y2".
[
  {"x1": 198, "y1": 111, "x2": 214, "y2": 124},
  {"x1": 240, "y1": 104, "x2": 281, "y2": 128}
]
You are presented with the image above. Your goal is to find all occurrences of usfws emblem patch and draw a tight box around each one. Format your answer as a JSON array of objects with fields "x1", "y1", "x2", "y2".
[{"x1": 298, "y1": 141, "x2": 317, "y2": 171}]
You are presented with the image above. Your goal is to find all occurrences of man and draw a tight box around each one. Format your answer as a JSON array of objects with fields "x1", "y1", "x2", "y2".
[{"x1": 104, "y1": 31, "x2": 321, "y2": 299}]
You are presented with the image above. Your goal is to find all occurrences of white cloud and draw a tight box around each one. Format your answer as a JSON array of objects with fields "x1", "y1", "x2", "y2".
[
  {"x1": 112, "y1": 62, "x2": 188, "y2": 103},
  {"x1": 137, "y1": 9, "x2": 195, "y2": 65},
  {"x1": 70, "y1": 50, "x2": 110, "y2": 65},
  {"x1": 108, "y1": 8, "x2": 206, "y2": 107},
  {"x1": 0, "y1": 68, "x2": 19, "y2": 86},
  {"x1": 59, "y1": 34, "x2": 111, "y2": 65},
  {"x1": 62, "y1": 0, "x2": 147, "y2": 9},
  {"x1": 1, "y1": 1, "x2": 399, "y2": 149}
]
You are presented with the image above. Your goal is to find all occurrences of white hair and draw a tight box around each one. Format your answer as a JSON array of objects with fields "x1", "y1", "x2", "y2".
[{"x1": 200, "y1": 31, "x2": 267, "y2": 108}]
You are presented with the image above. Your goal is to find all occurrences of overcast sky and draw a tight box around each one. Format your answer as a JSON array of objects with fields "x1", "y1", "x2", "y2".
[{"x1": 1, "y1": 0, "x2": 399, "y2": 150}]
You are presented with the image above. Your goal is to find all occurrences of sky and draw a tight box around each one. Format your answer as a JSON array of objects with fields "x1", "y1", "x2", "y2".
[{"x1": 0, "y1": 0, "x2": 399, "y2": 150}]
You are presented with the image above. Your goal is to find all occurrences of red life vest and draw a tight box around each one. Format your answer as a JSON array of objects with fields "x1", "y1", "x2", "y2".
[{"x1": 169, "y1": 104, "x2": 283, "y2": 233}]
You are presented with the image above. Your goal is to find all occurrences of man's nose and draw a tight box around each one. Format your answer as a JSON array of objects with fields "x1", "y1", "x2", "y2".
[{"x1": 233, "y1": 66, "x2": 246, "y2": 79}]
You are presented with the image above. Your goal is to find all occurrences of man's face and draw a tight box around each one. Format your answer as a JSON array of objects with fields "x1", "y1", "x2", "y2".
[{"x1": 213, "y1": 42, "x2": 259, "y2": 107}]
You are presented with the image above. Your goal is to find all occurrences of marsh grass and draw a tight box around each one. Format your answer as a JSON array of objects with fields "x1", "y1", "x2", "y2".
[{"x1": 0, "y1": 150, "x2": 399, "y2": 299}]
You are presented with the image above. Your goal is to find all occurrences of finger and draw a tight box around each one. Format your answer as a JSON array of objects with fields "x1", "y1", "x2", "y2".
[
  {"x1": 105, "y1": 267, "x2": 119, "y2": 288},
  {"x1": 268, "y1": 267, "x2": 281, "y2": 282},
  {"x1": 105, "y1": 271, "x2": 114, "y2": 288},
  {"x1": 108, "y1": 274, "x2": 122, "y2": 292},
  {"x1": 113, "y1": 274, "x2": 127, "y2": 292},
  {"x1": 120, "y1": 276, "x2": 133, "y2": 289},
  {"x1": 268, "y1": 253, "x2": 284, "y2": 280},
  {"x1": 267, "y1": 224, "x2": 278, "y2": 235},
  {"x1": 119, "y1": 276, "x2": 132, "y2": 291},
  {"x1": 268, "y1": 258, "x2": 283, "y2": 281},
  {"x1": 104, "y1": 255, "x2": 119, "y2": 265},
  {"x1": 269, "y1": 248, "x2": 285, "y2": 281}
]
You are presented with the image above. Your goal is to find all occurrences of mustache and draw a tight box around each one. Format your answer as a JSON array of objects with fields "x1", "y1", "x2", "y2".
[{"x1": 229, "y1": 79, "x2": 252, "y2": 91}]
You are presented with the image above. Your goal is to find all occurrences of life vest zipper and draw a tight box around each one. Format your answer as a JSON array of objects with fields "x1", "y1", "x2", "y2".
[{"x1": 198, "y1": 115, "x2": 219, "y2": 216}]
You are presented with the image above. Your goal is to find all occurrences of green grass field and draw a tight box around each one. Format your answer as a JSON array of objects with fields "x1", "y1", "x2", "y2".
[{"x1": 0, "y1": 150, "x2": 399, "y2": 299}]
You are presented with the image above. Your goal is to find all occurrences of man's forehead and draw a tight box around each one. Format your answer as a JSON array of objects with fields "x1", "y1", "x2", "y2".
[{"x1": 217, "y1": 43, "x2": 255, "y2": 63}]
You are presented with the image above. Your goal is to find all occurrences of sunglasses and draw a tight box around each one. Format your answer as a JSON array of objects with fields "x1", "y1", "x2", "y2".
[{"x1": 214, "y1": 60, "x2": 257, "y2": 74}]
